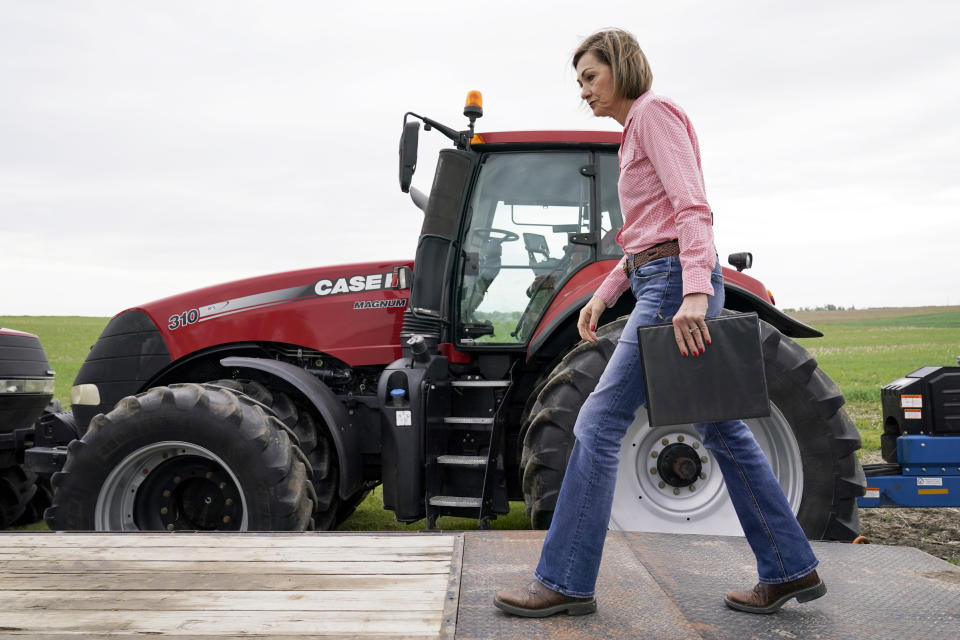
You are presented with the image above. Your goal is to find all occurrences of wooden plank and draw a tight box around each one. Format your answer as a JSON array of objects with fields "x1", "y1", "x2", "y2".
[
  {"x1": 0, "y1": 589, "x2": 447, "y2": 611},
  {"x1": 439, "y1": 533, "x2": 464, "y2": 640},
  {"x1": 0, "y1": 534, "x2": 454, "y2": 549},
  {"x1": 0, "y1": 559, "x2": 452, "y2": 574},
  {"x1": 5, "y1": 635, "x2": 438, "y2": 640},
  {"x1": 0, "y1": 547, "x2": 452, "y2": 561},
  {"x1": 0, "y1": 572, "x2": 451, "y2": 591},
  {"x1": 0, "y1": 636, "x2": 437, "y2": 640},
  {"x1": 0, "y1": 610, "x2": 444, "y2": 635}
]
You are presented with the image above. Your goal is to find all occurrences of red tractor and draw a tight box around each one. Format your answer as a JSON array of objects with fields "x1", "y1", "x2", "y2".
[{"x1": 32, "y1": 94, "x2": 864, "y2": 539}]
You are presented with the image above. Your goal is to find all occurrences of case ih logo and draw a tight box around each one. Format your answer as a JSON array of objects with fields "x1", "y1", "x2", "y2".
[{"x1": 314, "y1": 272, "x2": 398, "y2": 297}]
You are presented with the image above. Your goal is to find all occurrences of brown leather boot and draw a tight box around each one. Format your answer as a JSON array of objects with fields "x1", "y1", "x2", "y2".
[
  {"x1": 494, "y1": 579, "x2": 597, "y2": 617},
  {"x1": 724, "y1": 570, "x2": 826, "y2": 614}
]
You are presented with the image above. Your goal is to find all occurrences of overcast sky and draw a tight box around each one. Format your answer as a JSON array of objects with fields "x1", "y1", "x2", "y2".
[{"x1": 2, "y1": 0, "x2": 958, "y2": 317}]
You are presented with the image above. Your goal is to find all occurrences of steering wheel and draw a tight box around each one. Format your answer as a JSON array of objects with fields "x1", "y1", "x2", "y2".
[{"x1": 471, "y1": 228, "x2": 519, "y2": 244}]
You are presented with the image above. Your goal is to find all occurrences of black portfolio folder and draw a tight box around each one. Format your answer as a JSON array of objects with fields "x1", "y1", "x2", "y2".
[{"x1": 636, "y1": 312, "x2": 770, "y2": 427}]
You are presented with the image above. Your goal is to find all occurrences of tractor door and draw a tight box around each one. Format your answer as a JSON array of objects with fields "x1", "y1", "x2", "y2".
[{"x1": 456, "y1": 150, "x2": 621, "y2": 345}]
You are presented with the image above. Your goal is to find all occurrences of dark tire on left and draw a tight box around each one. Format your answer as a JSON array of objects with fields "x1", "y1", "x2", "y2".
[
  {"x1": 0, "y1": 465, "x2": 38, "y2": 529},
  {"x1": 13, "y1": 474, "x2": 52, "y2": 527},
  {"x1": 45, "y1": 383, "x2": 315, "y2": 531}
]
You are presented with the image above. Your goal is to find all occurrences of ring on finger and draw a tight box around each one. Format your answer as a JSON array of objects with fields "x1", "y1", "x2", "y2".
[{"x1": 688, "y1": 327, "x2": 700, "y2": 334}]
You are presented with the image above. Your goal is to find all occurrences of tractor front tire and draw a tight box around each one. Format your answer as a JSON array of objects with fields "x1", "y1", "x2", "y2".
[
  {"x1": 45, "y1": 383, "x2": 315, "y2": 531},
  {"x1": 209, "y1": 379, "x2": 343, "y2": 529},
  {"x1": 520, "y1": 315, "x2": 865, "y2": 540}
]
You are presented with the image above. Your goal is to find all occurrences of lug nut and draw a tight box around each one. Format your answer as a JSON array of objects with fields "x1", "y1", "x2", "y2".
[
  {"x1": 689, "y1": 485, "x2": 696, "y2": 492},
  {"x1": 160, "y1": 507, "x2": 168, "y2": 515},
  {"x1": 173, "y1": 476, "x2": 181, "y2": 484},
  {"x1": 699, "y1": 472, "x2": 706, "y2": 480},
  {"x1": 222, "y1": 516, "x2": 231, "y2": 524},
  {"x1": 142, "y1": 468, "x2": 149, "y2": 476},
  {"x1": 206, "y1": 472, "x2": 213, "y2": 479},
  {"x1": 677, "y1": 435, "x2": 685, "y2": 442},
  {"x1": 693, "y1": 442, "x2": 700, "y2": 449},
  {"x1": 701, "y1": 456, "x2": 708, "y2": 463},
  {"x1": 673, "y1": 488, "x2": 681, "y2": 495},
  {"x1": 219, "y1": 482, "x2": 226, "y2": 489},
  {"x1": 166, "y1": 524, "x2": 175, "y2": 531},
  {"x1": 651, "y1": 451, "x2": 659, "y2": 458},
  {"x1": 225, "y1": 498, "x2": 233, "y2": 506},
  {"x1": 162, "y1": 490, "x2": 171, "y2": 498},
  {"x1": 650, "y1": 467, "x2": 657, "y2": 474},
  {"x1": 658, "y1": 481, "x2": 666, "y2": 489},
  {"x1": 661, "y1": 438, "x2": 669, "y2": 446}
]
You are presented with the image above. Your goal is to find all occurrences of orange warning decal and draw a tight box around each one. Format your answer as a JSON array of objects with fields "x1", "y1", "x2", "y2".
[{"x1": 900, "y1": 394, "x2": 922, "y2": 408}]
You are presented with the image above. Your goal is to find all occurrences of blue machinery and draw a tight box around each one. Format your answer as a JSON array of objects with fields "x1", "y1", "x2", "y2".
[
  {"x1": 859, "y1": 435, "x2": 960, "y2": 508},
  {"x1": 859, "y1": 365, "x2": 960, "y2": 509}
]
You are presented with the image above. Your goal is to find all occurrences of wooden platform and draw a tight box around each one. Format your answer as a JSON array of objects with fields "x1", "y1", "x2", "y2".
[{"x1": 0, "y1": 532, "x2": 462, "y2": 638}]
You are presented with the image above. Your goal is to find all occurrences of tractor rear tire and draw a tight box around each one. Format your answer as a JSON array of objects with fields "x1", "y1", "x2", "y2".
[
  {"x1": 209, "y1": 379, "x2": 341, "y2": 530},
  {"x1": 45, "y1": 383, "x2": 315, "y2": 531},
  {"x1": 520, "y1": 315, "x2": 864, "y2": 541}
]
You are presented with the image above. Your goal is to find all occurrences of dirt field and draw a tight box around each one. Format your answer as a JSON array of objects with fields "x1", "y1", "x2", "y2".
[
  {"x1": 790, "y1": 305, "x2": 960, "y2": 324},
  {"x1": 857, "y1": 451, "x2": 960, "y2": 565}
]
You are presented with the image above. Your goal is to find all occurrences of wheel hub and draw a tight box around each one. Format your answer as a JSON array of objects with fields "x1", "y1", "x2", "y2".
[
  {"x1": 134, "y1": 456, "x2": 242, "y2": 531},
  {"x1": 656, "y1": 442, "x2": 702, "y2": 487}
]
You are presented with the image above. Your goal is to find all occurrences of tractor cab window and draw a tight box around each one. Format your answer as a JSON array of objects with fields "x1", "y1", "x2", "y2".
[
  {"x1": 458, "y1": 151, "x2": 593, "y2": 344},
  {"x1": 597, "y1": 151, "x2": 624, "y2": 259}
]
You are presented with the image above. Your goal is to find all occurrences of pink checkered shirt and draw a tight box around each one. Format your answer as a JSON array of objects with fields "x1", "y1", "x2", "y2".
[{"x1": 594, "y1": 91, "x2": 717, "y2": 307}]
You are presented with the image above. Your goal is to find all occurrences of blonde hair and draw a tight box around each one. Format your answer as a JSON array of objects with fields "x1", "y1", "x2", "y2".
[{"x1": 573, "y1": 28, "x2": 652, "y2": 100}]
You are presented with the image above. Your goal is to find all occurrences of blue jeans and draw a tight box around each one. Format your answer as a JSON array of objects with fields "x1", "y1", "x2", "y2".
[{"x1": 534, "y1": 255, "x2": 819, "y2": 597}]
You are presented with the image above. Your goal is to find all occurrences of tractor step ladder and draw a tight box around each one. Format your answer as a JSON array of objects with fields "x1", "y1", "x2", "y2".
[{"x1": 425, "y1": 377, "x2": 510, "y2": 530}]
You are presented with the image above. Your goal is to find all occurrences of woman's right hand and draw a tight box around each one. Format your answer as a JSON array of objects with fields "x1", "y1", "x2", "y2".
[{"x1": 577, "y1": 295, "x2": 608, "y2": 343}]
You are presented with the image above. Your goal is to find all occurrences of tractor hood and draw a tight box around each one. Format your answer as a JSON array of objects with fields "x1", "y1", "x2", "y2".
[{"x1": 125, "y1": 260, "x2": 414, "y2": 366}]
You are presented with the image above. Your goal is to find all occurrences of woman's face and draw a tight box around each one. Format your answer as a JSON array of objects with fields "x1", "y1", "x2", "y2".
[{"x1": 576, "y1": 51, "x2": 617, "y2": 118}]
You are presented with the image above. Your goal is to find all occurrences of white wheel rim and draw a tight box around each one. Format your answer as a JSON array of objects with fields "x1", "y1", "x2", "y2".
[
  {"x1": 95, "y1": 441, "x2": 249, "y2": 532},
  {"x1": 610, "y1": 404, "x2": 803, "y2": 535}
]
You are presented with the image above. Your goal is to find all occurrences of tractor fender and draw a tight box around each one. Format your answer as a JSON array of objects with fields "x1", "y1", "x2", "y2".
[
  {"x1": 220, "y1": 356, "x2": 361, "y2": 499},
  {"x1": 528, "y1": 276, "x2": 821, "y2": 361},
  {"x1": 724, "y1": 283, "x2": 822, "y2": 338}
]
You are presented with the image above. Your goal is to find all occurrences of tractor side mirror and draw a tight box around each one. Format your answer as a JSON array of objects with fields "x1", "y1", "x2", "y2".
[
  {"x1": 728, "y1": 252, "x2": 753, "y2": 272},
  {"x1": 399, "y1": 120, "x2": 420, "y2": 193}
]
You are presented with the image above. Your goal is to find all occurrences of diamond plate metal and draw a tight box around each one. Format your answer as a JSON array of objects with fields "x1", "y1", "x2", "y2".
[{"x1": 455, "y1": 531, "x2": 960, "y2": 640}]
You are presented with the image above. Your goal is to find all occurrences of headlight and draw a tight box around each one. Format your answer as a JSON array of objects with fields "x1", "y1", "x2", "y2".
[{"x1": 0, "y1": 378, "x2": 55, "y2": 395}]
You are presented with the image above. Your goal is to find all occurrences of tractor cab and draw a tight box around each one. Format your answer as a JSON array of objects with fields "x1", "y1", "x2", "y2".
[{"x1": 399, "y1": 93, "x2": 624, "y2": 350}]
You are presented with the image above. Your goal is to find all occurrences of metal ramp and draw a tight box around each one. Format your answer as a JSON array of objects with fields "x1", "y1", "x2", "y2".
[{"x1": 455, "y1": 530, "x2": 960, "y2": 640}]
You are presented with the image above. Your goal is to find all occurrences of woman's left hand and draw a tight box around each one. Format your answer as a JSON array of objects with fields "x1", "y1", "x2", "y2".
[{"x1": 672, "y1": 293, "x2": 710, "y2": 356}]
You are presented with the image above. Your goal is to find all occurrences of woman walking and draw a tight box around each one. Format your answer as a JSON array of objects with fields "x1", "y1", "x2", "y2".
[{"x1": 495, "y1": 28, "x2": 826, "y2": 617}]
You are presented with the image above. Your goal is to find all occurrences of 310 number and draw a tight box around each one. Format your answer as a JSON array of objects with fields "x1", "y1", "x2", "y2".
[{"x1": 168, "y1": 308, "x2": 200, "y2": 330}]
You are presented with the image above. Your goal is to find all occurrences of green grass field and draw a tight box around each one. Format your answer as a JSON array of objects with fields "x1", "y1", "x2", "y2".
[
  {"x1": 3, "y1": 306, "x2": 958, "y2": 532},
  {"x1": 791, "y1": 307, "x2": 960, "y2": 453}
]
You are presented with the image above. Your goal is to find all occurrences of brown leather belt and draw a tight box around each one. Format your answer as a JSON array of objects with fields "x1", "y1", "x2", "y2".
[{"x1": 623, "y1": 239, "x2": 680, "y2": 276}]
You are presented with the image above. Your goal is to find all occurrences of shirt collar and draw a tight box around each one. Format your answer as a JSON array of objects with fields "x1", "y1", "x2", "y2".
[{"x1": 622, "y1": 90, "x2": 654, "y2": 135}]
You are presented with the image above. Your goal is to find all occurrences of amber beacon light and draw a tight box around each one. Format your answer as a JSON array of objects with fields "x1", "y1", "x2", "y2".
[{"x1": 464, "y1": 90, "x2": 483, "y2": 119}]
